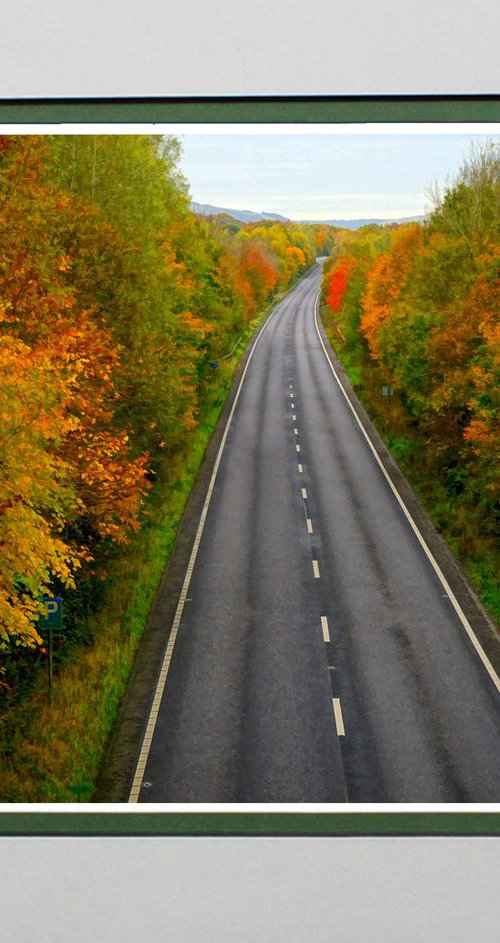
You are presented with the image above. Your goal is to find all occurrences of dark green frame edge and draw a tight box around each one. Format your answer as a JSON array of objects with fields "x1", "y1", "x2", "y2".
[
  {"x1": 0, "y1": 95, "x2": 499, "y2": 123},
  {"x1": 2, "y1": 813, "x2": 500, "y2": 836},
  {"x1": 2, "y1": 94, "x2": 500, "y2": 836}
]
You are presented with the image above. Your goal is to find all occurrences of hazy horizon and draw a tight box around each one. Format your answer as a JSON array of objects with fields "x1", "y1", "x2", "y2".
[
  {"x1": 190, "y1": 198, "x2": 424, "y2": 223},
  {"x1": 180, "y1": 132, "x2": 497, "y2": 220}
]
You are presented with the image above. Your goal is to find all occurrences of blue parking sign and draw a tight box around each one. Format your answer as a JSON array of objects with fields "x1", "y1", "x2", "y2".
[{"x1": 39, "y1": 597, "x2": 62, "y2": 630}]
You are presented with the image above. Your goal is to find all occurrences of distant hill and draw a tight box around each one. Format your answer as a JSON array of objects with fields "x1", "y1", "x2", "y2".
[
  {"x1": 300, "y1": 215, "x2": 426, "y2": 229},
  {"x1": 190, "y1": 202, "x2": 425, "y2": 228},
  {"x1": 190, "y1": 202, "x2": 289, "y2": 223}
]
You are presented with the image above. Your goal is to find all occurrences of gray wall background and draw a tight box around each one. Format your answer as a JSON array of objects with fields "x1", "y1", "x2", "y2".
[
  {"x1": 2, "y1": 837, "x2": 500, "y2": 941},
  {"x1": 0, "y1": 0, "x2": 499, "y2": 98},
  {"x1": 1, "y1": 2, "x2": 500, "y2": 940}
]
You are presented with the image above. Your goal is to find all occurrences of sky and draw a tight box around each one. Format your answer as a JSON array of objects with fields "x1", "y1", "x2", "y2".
[{"x1": 178, "y1": 131, "x2": 498, "y2": 221}]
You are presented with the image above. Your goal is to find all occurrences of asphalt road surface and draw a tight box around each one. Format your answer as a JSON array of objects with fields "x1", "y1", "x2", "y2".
[{"x1": 131, "y1": 264, "x2": 500, "y2": 802}]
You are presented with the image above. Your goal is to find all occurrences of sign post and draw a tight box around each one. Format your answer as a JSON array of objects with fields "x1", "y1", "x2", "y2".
[{"x1": 38, "y1": 597, "x2": 62, "y2": 700}]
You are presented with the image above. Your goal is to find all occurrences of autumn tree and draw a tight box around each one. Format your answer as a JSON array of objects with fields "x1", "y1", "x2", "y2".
[
  {"x1": 321, "y1": 142, "x2": 500, "y2": 611},
  {"x1": 1, "y1": 135, "x2": 316, "y2": 653},
  {"x1": 0, "y1": 137, "x2": 149, "y2": 645}
]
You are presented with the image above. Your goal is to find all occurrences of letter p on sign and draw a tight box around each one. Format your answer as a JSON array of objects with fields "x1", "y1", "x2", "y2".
[{"x1": 39, "y1": 597, "x2": 62, "y2": 630}]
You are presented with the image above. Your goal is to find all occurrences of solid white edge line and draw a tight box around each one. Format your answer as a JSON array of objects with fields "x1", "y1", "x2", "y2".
[
  {"x1": 313, "y1": 290, "x2": 500, "y2": 696},
  {"x1": 321, "y1": 616, "x2": 331, "y2": 643},
  {"x1": 332, "y1": 698, "x2": 345, "y2": 736},
  {"x1": 127, "y1": 288, "x2": 295, "y2": 802}
]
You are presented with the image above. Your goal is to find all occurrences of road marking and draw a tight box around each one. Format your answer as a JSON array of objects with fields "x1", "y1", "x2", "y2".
[
  {"x1": 289, "y1": 384, "x2": 293, "y2": 389},
  {"x1": 298, "y1": 464, "x2": 303, "y2": 473},
  {"x1": 292, "y1": 414, "x2": 296, "y2": 420},
  {"x1": 312, "y1": 559, "x2": 320, "y2": 578},
  {"x1": 296, "y1": 444, "x2": 301, "y2": 453},
  {"x1": 301, "y1": 487, "x2": 307, "y2": 499},
  {"x1": 332, "y1": 698, "x2": 345, "y2": 736},
  {"x1": 127, "y1": 289, "x2": 294, "y2": 802},
  {"x1": 306, "y1": 518, "x2": 313, "y2": 534},
  {"x1": 294, "y1": 428, "x2": 298, "y2": 435},
  {"x1": 321, "y1": 616, "x2": 331, "y2": 642},
  {"x1": 313, "y1": 290, "x2": 500, "y2": 697},
  {"x1": 290, "y1": 393, "x2": 294, "y2": 399}
]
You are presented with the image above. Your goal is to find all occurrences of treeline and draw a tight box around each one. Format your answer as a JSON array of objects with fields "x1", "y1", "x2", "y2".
[
  {"x1": 321, "y1": 142, "x2": 500, "y2": 617},
  {"x1": 0, "y1": 134, "x2": 330, "y2": 677}
]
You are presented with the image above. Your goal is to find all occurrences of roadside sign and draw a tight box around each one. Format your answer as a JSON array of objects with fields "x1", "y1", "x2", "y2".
[
  {"x1": 39, "y1": 597, "x2": 62, "y2": 698},
  {"x1": 39, "y1": 597, "x2": 62, "y2": 630},
  {"x1": 382, "y1": 385, "x2": 394, "y2": 397}
]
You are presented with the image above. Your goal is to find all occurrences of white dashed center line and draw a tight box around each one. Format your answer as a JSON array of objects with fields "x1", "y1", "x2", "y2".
[
  {"x1": 294, "y1": 428, "x2": 298, "y2": 435},
  {"x1": 312, "y1": 559, "x2": 320, "y2": 579},
  {"x1": 306, "y1": 518, "x2": 313, "y2": 534},
  {"x1": 292, "y1": 414, "x2": 296, "y2": 420},
  {"x1": 296, "y1": 444, "x2": 301, "y2": 453},
  {"x1": 321, "y1": 616, "x2": 330, "y2": 642},
  {"x1": 301, "y1": 487, "x2": 307, "y2": 499},
  {"x1": 298, "y1": 464, "x2": 303, "y2": 473},
  {"x1": 332, "y1": 698, "x2": 345, "y2": 736}
]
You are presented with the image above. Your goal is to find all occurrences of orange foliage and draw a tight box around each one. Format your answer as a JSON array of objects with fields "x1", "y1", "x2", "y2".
[
  {"x1": 361, "y1": 224, "x2": 423, "y2": 356},
  {"x1": 0, "y1": 136, "x2": 149, "y2": 644},
  {"x1": 315, "y1": 225, "x2": 329, "y2": 253},
  {"x1": 326, "y1": 254, "x2": 357, "y2": 313},
  {"x1": 0, "y1": 135, "x2": 317, "y2": 649},
  {"x1": 235, "y1": 244, "x2": 280, "y2": 314}
]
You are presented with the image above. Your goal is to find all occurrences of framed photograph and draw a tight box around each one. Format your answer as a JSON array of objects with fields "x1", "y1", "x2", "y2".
[{"x1": 1, "y1": 89, "x2": 499, "y2": 939}]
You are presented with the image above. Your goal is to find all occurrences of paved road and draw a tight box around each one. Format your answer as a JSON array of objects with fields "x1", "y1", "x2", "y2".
[{"x1": 132, "y1": 264, "x2": 500, "y2": 802}]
